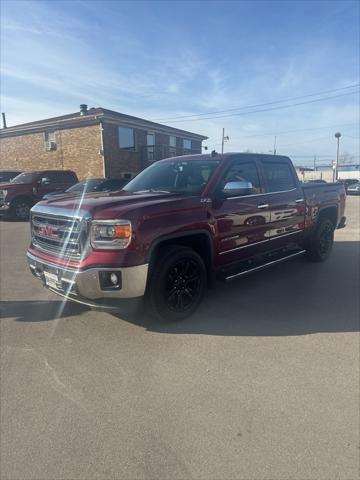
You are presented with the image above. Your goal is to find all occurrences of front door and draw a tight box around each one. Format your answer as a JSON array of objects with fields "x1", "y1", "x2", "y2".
[{"x1": 212, "y1": 157, "x2": 272, "y2": 268}]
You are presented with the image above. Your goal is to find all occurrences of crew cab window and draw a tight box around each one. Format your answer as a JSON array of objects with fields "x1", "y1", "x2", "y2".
[
  {"x1": 262, "y1": 162, "x2": 296, "y2": 192},
  {"x1": 60, "y1": 171, "x2": 77, "y2": 182},
  {"x1": 222, "y1": 161, "x2": 261, "y2": 194},
  {"x1": 43, "y1": 172, "x2": 61, "y2": 184}
]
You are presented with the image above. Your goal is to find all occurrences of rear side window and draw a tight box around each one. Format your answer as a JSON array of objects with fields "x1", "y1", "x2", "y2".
[
  {"x1": 262, "y1": 162, "x2": 296, "y2": 192},
  {"x1": 44, "y1": 172, "x2": 61, "y2": 184},
  {"x1": 61, "y1": 171, "x2": 77, "y2": 182}
]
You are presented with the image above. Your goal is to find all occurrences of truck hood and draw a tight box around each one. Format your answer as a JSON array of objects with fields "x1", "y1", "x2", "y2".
[
  {"x1": 0, "y1": 182, "x2": 33, "y2": 194},
  {"x1": 32, "y1": 190, "x2": 193, "y2": 218},
  {"x1": 0, "y1": 182, "x2": 21, "y2": 189}
]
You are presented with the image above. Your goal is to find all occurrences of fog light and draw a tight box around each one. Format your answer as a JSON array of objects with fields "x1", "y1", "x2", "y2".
[{"x1": 99, "y1": 271, "x2": 122, "y2": 290}]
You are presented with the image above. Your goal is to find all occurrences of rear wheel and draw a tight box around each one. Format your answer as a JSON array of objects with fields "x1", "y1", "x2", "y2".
[
  {"x1": 147, "y1": 245, "x2": 207, "y2": 321},
  {"x1": 10, "y1": 198, "x2": 32, "y2": 220},
  {"x1": 306, "y1": 218, "x2": 334, "y2": 262}
]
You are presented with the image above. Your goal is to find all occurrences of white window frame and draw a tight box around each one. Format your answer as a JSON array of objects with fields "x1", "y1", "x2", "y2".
[
  {"x1": 183, "y1": 138, "x2": 192, "y2": 151},
  {"x1": 147, "y1": 131, "x2": 156, "y2": 161}
]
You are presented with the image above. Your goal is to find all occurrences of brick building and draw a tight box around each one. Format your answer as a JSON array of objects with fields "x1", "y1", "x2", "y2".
[{"x1": 0, "y1": 105, "x2": 208, "y2": 179}]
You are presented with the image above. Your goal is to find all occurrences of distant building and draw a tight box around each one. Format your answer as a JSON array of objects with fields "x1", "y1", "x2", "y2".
[
  {"x1": 0, "y1": 104, "x2": 208, "y2": 179},
  {"x1": 295, "y1": 163, "x2": 360, "y2": 182},
  {"x1": 337, "y1": 164, "x2": 360, "y2": 180}
]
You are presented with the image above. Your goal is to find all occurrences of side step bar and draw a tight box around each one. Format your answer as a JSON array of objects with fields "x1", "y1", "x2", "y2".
[{"x1": 225, "y1": 250, "x2": 306, "y2": 282}]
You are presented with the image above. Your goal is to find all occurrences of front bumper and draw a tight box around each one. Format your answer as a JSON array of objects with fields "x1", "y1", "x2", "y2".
[
  {"x1": 337, "y1": 216, "x2": 346, "y2": 229},
  {"x1": 27, "y1": 252, "x2": 149, "y2": 305}
]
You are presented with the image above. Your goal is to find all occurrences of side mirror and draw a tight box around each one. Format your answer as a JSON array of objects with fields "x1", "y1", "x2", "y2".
[
  {"x1": 41, "y1": 177, "x2": 50, "y2": 185},
  {"x1": 222, "y1": 181, "x2": 254, "y2": 197}
]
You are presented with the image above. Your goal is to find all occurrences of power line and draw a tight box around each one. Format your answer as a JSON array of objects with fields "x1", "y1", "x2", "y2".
[
  {"x1": 164, "y1": 91, "x2": 359, "y2": 123},
  {"x1": 153, "y1": 83, "x2": 360, "y2": 122},
  {"x1": 238, "y1": 122, "x2": 359, "y2": 139}
]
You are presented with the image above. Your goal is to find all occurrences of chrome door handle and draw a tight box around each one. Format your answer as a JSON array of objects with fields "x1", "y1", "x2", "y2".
[
  {"x1": 257, "y1": 203, "x2": 269, "y2": 209},
  {"x1": 295, "y1": 198, "x2": 304, "y2": 203}
]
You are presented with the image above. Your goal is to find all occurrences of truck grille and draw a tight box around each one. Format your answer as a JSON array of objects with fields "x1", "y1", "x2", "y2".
[{"x1": 31, "y1": 212, "x2": 89, "y2": 258}]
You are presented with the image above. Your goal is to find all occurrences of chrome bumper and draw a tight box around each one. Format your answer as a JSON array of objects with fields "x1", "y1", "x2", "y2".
[{"x1": 27, "y1": 252, "x2": 149, "y2": 302}]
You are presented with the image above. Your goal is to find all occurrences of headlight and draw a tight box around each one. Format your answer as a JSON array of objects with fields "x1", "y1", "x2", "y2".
[{"x1": 91, "y1": 220, "x2": 132, "y2": 249}]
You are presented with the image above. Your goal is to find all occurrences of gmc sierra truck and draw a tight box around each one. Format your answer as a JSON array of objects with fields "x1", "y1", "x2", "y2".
[
  {"x1": 27, "y1": 153, "x2": 346, "y2": 320},
  {"x1": 0, "y1": 170, "x2": 78, "y2": 220}
]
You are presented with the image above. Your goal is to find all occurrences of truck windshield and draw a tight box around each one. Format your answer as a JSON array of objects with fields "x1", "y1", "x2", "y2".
[
  {"x1": 10, "y1": 172, "x2": 39, "y2": 184},
  {"x1": 123, "y1": 159, "x2": 220, "y2": 194},
  {"x1": 66, "y1": 179, "x2": 103, "y2": 193}
]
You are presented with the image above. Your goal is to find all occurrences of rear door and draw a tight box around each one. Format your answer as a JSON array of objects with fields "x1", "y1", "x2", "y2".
[
  {"x1": 260, "y1": 158, "x2": 305, "y2": 245},
  {"x1": 212, "y1": 156, "x2": 272, "y2": 267}
]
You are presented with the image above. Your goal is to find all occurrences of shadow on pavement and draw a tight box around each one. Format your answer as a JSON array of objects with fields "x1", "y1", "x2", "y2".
[
  {"x1": 1, "y1": 242, "x2": 359, "y2": 336},
  {"x1": 0, "y1": 300, "x2": 88, "y2": 322}
]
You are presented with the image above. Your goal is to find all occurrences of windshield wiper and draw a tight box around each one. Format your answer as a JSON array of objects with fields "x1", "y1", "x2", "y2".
[{"x1": 133, "y1": 189, "x2": 171, "y2": 194}]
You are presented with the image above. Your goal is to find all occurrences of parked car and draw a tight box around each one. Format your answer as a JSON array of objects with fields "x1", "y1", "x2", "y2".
[
  {"x1": 346, "y1": 181, "x2": 360, "y2": 195},
  {"x1": 0, "y1": 169, "x2": 23, "y2": 183},
  {"x1": 337, "y1": 178, "x2": 359, "y2": 192},
  {"x1": 0, "y1": 170, "x2": 78, "y2": 220},
  {"x1": 42, "y1": 178, "x2": 129, "y2": 200},
  {"x1": 27, "y1": 153, "x2": 346, "y2": 320}
]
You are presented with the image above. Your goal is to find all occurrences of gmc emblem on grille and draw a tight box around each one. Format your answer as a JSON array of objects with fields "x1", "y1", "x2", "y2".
[{"x1": 38, "y1": 224, "x2": 59, "y2": 239}]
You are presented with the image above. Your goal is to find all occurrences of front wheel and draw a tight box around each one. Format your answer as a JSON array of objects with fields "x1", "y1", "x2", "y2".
[
  {"x1": 147, "y1": 245, "x2": 207, "y2": 321},
  {"x1": 306, "y1": 218, "x2": 335, "y2": 262},
  {"x1": 10, "y1": 198, "x2": 32, "y2": 220}
]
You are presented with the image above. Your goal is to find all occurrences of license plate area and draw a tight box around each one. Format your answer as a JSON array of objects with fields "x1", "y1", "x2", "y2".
[{"x1": 44, "y1": 271, "x2": 60, "y2": 289}]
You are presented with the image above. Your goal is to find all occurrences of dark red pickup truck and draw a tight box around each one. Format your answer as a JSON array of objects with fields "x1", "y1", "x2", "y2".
[
  {"x1": 0, "y1": 170, "x2": 78, "y2": 219},
  {"x1": 27, "y1": 153, "x2": 346, "y2": 320}
]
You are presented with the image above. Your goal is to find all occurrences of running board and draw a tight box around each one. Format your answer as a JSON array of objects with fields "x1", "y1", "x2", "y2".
[{"x1": 225, "y1": 250, "x2": 306, "y2": 282}]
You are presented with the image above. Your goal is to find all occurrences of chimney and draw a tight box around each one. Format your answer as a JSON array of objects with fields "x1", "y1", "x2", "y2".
[
  {"x1": 2, "y1": 112, "x2": 7, "y2": 128},
  {"x1": 80, "y1": 104, "x2": 88, "y2": 116}
]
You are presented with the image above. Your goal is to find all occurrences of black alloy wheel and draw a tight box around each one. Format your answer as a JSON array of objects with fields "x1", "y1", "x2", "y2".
[
  {"x1": 11, "y1": 198, "x2": 32, "y2": 220},
  {"x1": 306, "y1": 218, "x2": 334, "y2": 262},
  {"x1": 147, "y1": 245, "x2": 207, "y2": 321},
  {"x1": 165, "y1": 258, "x2": 202, "y2": 313}
]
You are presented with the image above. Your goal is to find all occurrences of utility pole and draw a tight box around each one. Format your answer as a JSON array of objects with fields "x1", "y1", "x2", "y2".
[
  {"x1": 334, "y1": 132, "x2": 341, "y2": 182},
  {"x1": 273, "y1": 136, "x2": 277, "y2": 155},
  {"x1": 221, "y1": 128, "x2": 229, "y2": 154}
]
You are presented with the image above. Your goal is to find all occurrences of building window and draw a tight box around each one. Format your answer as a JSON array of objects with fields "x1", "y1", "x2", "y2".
[
  {"x1": 44, "y1": 131, "x2": 56, "y2": 151},
  {"x1": 169, "y1": 135, "x2": 177, "y2": 157},
  {"x1": 147, "y1": 132, "x2": 155, "y2": 161},
  {"x1": 118, "y1": 127, "x2": 135, "y2": 150},
  {"x1": 183, "y1": 139, "x2": 192, "y2": 151},
  {"x1": 45, "y1": 131, "x2": 55, "y2": 142}
]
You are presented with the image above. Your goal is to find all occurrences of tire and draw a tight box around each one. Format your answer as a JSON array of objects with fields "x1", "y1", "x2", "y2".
[
  {"x1": 10, "y1": 198, "x2": 32, "y2": 220},
  {"x1": 146, "y1": 245, "x2": 207, "y2": 321},
  {"x1": 306, "y1": 218, "x2": 335, "y2": 262}
]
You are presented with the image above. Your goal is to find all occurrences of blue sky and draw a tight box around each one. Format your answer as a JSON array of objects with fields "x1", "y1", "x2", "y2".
[{"x1": 1, "y1": 0, "x2": 359, "y2": 166}]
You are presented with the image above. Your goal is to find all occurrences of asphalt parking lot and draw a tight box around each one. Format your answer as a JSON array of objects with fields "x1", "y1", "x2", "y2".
[{"x1": 1, "y1": 197, "x2": 359, "y2": 480}]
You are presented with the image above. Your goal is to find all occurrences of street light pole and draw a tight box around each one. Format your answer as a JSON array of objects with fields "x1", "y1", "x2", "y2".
[
  {"x1": 221, "y1": 128, "x2": 229, "y2": 154},
  {"x1": 273, "y1": 136, "x2": 277, "y2": 155},
  {"x1": 334, "y1": 132, "x2": 341, "y2": 182}
]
